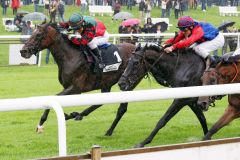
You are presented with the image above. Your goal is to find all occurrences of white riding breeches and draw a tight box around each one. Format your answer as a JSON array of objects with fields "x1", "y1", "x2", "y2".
[
  {"x1": 232, "y1": 47, "x2": 240, "y2": 56},
  {"x1": 193, "y1": 33, "x2": 225, "y2": 58},
  {"x1": 88, "y1": 31, "x2": 110, "y2": 50}
]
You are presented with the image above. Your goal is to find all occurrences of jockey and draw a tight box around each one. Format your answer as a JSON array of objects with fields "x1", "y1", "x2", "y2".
[
  {"x1": 59, "y1": 13, "x2": 109, "y2": 69},
  {"x1": 164, "y1": 16, "x2": 224, "y2": 60}
]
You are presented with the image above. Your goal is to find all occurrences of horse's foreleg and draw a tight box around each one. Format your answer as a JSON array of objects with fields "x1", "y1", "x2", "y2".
[
  {"x1": 105, "y1": 103, "x2": 128, "y2": 136},
  {"x1": 135, "y1": 99, "x2": 186, "y2": 148},
  {"x1": 203, "y1": 105, "x2": 240, "y2": 140},
  {"x1": 68, "y1": 88, "x2": 111, "y2": 121},
  {"x1": 189, "y1": 104, "x2": 208, "y2": 135},
  {"x1": 37, "y1": 85, "x2": 80, "y2": 133}
]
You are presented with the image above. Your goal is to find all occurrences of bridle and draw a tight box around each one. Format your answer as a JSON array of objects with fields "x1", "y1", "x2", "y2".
[
  {"x1": 121, "y1": 47, "x2": 165, "y2": 87},
  {"x1": 201, "y1": 62, "x2": 240, "y2": 106},
  {"x1": 26, "y1": 24, "x2": 59, "y2": 55}
]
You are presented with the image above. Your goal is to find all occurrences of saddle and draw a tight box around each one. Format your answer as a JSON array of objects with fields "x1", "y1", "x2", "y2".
[{"x1": 83, "y1": 44, "x2": 122, "y2": 73}]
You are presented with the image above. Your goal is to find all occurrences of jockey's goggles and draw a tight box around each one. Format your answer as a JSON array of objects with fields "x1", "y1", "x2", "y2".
[{"x1": 179, "y1": 27, "x2": 189, "y2": 32}]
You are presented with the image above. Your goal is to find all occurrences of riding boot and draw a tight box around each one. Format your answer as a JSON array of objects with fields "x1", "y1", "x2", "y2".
[
  {"x1": 92, "y1": 48, "x2": 105, "y2": 69},
  {"x1": 227, "y1": 54, "x2": 240, "y2": 62}
]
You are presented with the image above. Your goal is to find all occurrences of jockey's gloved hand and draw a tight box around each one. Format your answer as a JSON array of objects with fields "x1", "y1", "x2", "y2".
[
  {"x1": 68, "y1": 34, "x2": 75, "y2": 40},
  {"x1": 59, "y1": 22, "x2": 69, "y2": 29}
]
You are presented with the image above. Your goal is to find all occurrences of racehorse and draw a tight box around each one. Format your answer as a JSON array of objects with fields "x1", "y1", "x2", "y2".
[
  {"x1": 20, "y1": 22, "x2": 136, "y2": 132},
  {"x1": 117, "y1": 44, "x2": 208, "y2": 147},
  {"x1": 197, "y1": 60, "x2": 240, "y2": 140}
]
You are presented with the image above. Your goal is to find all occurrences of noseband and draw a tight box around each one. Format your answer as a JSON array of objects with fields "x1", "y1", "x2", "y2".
[
  {"x1": 122, "y1": 49, "x2": 165, "y2": 86},
  {"x1": 26, "y1": 25, "x2": 59, "y2": 55}
]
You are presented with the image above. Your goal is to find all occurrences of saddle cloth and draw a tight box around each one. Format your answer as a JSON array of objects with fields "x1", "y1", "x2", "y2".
[{"x1": 99, "y1": 44, "x2": 122, "y2": 72}]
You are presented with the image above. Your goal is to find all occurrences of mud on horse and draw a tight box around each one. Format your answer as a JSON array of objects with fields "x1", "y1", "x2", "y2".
[
  {"x1": 20, "y1": 22, "x2": 136, "y2": 133},
  {"x1": 198, "y1": 60, "x2": 240, "y2": 140}
]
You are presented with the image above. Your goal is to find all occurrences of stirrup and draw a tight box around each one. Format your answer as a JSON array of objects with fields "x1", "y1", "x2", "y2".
[{"x1": 98, "y1": 63, "x2": 105, "y2": 69}]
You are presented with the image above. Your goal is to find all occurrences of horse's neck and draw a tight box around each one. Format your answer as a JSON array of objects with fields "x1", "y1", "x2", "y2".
[
  {"x1": 48, "y1": 37, "x2": 86, "y2": 73},
  {"x1": 146, "y1": 51, "x2": 176, "y2": 73},
  {"x1": 48, "y1": 37, "x2": 84, "y2": 63}
]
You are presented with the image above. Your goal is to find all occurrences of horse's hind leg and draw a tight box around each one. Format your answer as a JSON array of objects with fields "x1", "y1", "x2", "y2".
[
  {"x1": 68, "y1": 87, "x2": 111, "y2": 120},
  {"x1": 135, "y1": 99, "x2": 186, "y2": 148},
  {"x1": 189, "y1": 103, "x2": 208, "y2": 135},
  {"x1": 203, "y1": 105, "x2": 240, "y2": 140},
  {"x1": 105, "y1": 102, "x2": 128, "y2": 136}
]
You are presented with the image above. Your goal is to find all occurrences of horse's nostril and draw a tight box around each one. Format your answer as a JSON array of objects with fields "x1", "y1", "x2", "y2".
[{"x1": 118, "y1": 81, "x2": 126, "y2": 89}]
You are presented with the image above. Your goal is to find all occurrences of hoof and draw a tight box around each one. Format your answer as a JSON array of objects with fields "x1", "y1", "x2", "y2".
[
  {"x1": 134, "y1": 143, "x2": 144, "y2": 148},
  {"x1": 105, "y1": 130, "x2": 113, "y2": 136},
  {"x1": 36, "y1": 125, "x2": 44, "y2": 133},
  {"x1": 202, "y1": 136, "x2": 211, "y2": 141},
  {"x1": 64, "y1": 113, "x2": 73, "y2": 120},
  {"x1": 74, "y1": 115, "x2": 83, "y2": 121}
]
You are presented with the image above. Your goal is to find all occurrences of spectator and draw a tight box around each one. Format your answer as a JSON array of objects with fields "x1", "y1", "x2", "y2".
[
  {"x1": 113, "y1": 0, "x2": 121, "y2": 15},
  {"x1": 139, "y1": 0, "x2": 145, "y2": 20},
  {"x1": 49, "y1": 0, "x2": 58, "y2": 23},
  {"x1": 174, "y1": 0, "x2": 180, "y2": 19},
  {"x1": 13, "y1": 13, "x2": 23, "y2": 24},
  {"x1": 44, "y1": 0, "x2": 50, "y2": 16},
  {"x1": 11, "y1": 0, "x2": 20, "y2": 15},
  {"x1": 33, "y1": 0, "x2": 39, "y2": 12},
  {"x1": 1, "y1": 0, "x2": 8, "y2": 16},
  {"x1": 145, "y1": 0, "x2": 152, "y2": 18},
  {"x1": 127, "y1": 0, "x2": 133, "y2": 10},
  {"x1": 76, "y1": 0, "x2": 80, "y2": 6},
  {"x1": 58, "y1": 0, "x2": 65, "y2": 22},
  {"x1": 166, "y1": 0, "x2": 172, "y2": 17},
  {"x1": 45, "y1": 49, "x2": 56, "y2": 64},
  {"x1": 161, "y1": 0, "x2": 167, "y2": 17},
  {"x1": 20, "y1": 21, "x2": 33, "y2": 43},
  {"x1": 81, "y1": 0, "x2": 87, "y2": 14},
  {"x1": 142, "y1": 17, "x2": 153, "y2": 33},
  {"x1": 201, "y1": 0, "x2": 206, "y2": 11}
]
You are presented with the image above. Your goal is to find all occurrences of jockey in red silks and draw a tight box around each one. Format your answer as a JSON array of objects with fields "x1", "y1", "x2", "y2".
[
  {"x1": 164, "y1": 16, "x2": 224, "y2": 60},
  {"x1": 60, "y1": 13, "x2": 109, "y2": 68}
]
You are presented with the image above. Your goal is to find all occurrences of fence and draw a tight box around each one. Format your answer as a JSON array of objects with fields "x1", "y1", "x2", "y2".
[
  {"x1": 1, "y1": 83, "x2": 240, "y2": 158},
  {"x1": 0, "y1": 33, "x2": 240, "y2": 66}
]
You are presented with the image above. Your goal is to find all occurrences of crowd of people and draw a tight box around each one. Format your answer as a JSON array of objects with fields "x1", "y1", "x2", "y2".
[{"x1": 1, "y1": 0, "x2": 240, "y2": 64}]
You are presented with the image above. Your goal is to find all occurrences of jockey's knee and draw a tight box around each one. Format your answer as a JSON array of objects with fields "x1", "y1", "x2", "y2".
[
  {"x1": 88, "y1": 42, "x2": 97, "y2": 50},
  {"x1": 194, "y1": 46, "x2": 209, "y2": 59}
]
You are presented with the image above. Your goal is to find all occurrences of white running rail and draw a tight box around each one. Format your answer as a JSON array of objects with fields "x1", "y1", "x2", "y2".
[{"x1": 1, "y1": 83, "x2": 240, "y2": 156}]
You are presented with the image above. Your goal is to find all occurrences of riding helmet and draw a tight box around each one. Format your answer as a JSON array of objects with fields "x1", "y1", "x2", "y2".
[
  {"x1": 69, "y1": 13, "x2": 84, "y2": 30},
  {"x1": 177, "y1": 16, "x2": 195, "y2": 29}
]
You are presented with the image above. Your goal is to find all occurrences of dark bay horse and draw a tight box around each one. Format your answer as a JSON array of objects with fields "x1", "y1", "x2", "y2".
[
  {"x1": 117, "y1": 44, "x2": 208, "y2": 147},
  {"x1": 20, "y1": 22, "x2": 136, "y2": 132},
  {"x1": 197, "y1": 61, "x2": 240, "y2": 140}
]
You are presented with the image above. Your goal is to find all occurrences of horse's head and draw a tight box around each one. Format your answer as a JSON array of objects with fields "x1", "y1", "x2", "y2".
[
  {"x1": 197, "y1": 68, "x2": 219, "y2": 111},
  {"x1": 118, "y1": 44, "x2": 160, "y2": 91},
  {"x1": 20, "y1": 22, "x2": 60, "y2": 58}
]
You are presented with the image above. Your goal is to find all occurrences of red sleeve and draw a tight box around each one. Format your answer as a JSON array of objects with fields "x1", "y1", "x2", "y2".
[
  {"x1": 59, "y1": 22, "x2": 69, "y2": 29},
  {"x1": 95, "y1": 20, "x2": 106, "y2": 37},
  {"x1": 165, "y1": 31, "x2": 185, "y2": 45},
  {"x1": 80, "y1": 26, "x2": 96, "y2": 45},
  {"x1": 173, "y1": 26, "x2": 204, "y2": 49}
]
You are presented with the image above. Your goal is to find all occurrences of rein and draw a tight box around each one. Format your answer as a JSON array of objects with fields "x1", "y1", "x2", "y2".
[
  {"x1": 231, "y1": 62, "x2": 239, "y2": 83},
  {"x1": 27, "y1": 25, "x2": 60, "y2": 54}
]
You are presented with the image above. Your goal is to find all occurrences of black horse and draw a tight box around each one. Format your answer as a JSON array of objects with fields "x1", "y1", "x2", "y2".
[
  {"x1": 117, "y1": 44, "x2": 208, "y2": 147},
  {"x1": 20, "y1": 22, "x2": 136, "y2": 133}
]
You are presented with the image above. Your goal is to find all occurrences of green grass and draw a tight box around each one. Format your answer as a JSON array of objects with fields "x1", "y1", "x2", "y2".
[{"x1": 0, "y1": 4, "x2": 240, "y2": 160}]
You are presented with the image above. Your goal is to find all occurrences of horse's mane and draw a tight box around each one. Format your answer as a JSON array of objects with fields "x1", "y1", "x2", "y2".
[
  {"x1": 144, "y1": 44, "x2": 196, "y2": 56},
  {"x1": 44, "y1": 22, "x2": 84, "y2": 50},
  {"x1": 144, "y1": 44, "x2": 162, "y2": 52}
]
